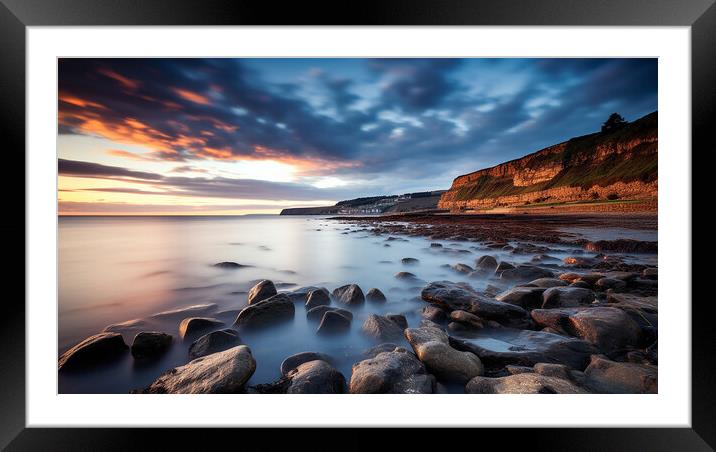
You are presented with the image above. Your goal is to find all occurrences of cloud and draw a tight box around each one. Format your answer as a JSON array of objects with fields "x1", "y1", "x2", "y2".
[{"x1": 58, "y1": 58, "x2": 658, "y2": 201}]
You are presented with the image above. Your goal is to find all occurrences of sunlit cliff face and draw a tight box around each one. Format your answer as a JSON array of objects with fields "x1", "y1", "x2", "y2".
[{"x1": 57, "y1": 58, "x2": 657, "y2": 215}]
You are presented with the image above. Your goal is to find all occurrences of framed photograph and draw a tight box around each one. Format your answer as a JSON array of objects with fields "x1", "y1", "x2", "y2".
[{"x1": 5, "y1": 0, "x2": 711, "y2": 449}]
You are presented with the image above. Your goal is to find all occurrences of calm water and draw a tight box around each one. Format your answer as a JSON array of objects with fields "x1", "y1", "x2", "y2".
[{"x1": 58, "y1": 215, "x2": 656, "y2": 393}]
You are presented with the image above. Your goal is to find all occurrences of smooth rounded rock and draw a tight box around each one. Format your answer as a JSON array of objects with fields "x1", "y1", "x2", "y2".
[
  {"x1": 131, "y1": 331, "x2": 172, "y2": 360},
  {"x1": 247, "y1": 280, "x2": 278, "y2": 305},
  {"x1": 58, "y1": 332, "x2": 128, "y2": 371}
]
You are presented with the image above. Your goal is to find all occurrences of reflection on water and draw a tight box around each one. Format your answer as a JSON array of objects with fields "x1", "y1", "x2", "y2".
[{"x1": 59, "y1": 215, "x2": 654, "y2": 393}]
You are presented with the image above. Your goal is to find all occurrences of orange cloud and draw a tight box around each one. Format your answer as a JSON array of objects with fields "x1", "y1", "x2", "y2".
[
  {"x1": 59, "y1": 93, "x2": 106, "y2": 109},
  {"x1": 173, "y1": 88, "x2": 211, "y2": 105},
  {"x1": 97, "y1": 68, "x2": 140, "y2": 90},
  {"x1": 106, "y1": 149, "x2": 154, "y2": 161}
]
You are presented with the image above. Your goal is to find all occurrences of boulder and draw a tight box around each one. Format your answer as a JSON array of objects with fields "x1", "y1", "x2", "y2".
[
  {"x1": 606, "y1": 292, "x2": 658, "y2": 329},
  {"x1": 534, "y1": 362, "x2": 572, "y2": 380},
  {"x1": 595, "y1": 277, "x2": 627, "y2": 292},
  {"x1": 570, "y1": 281, "x2": 592, "y2": 289},
  {"x1": 188, "y1": 329, "x2": 241, "y2": 360},
  {"x1": 316, "y1": 310, "x2": 351, "y2": 335},
  {"x1": 363, "y1": 343, "x2": 403, "y2": 358},
  {"x1": 495, "y1": 261, "x2": 515, "y2": 272},
  {"x1": 306, "y1": 305, "x2": 353, "y2": 322},
  {"x1": 349, "y1": 348, "x2": 435, "y2": 393},
  {"x1": 449, "y1": 310, "x2": 484, "y2": 329},
  {"x1": 305, "y1": 288, "x2": 331, "y2": 310},
  {"x1": 284, "y1": 360, "x2": 346, "y2": 394},
  {"x1": 451, "y1": 263, "x2": 474, "y2": 274},
  {"x1": 178, "y1": 317, "x2": 223, "y2": 340},
  {"x1": 234, "y1": 293, "x2": 295, "y2": 329},
  {"x1": 138, "y1": 346, "x2": 255, "y2": 393},
  {"x1": 213, "y1": 261, "x2": 248, "y2": 269},
  {"x1": 395, "y1": 271, "x2": 419, "y2": 280},
  {"x1": 465, "y1": 373, "x2": 588, "y2": 394},
  {"x1": 496, "y1": 287, "x2": 546, "y2": 310},
  {"x1": 475, "y1": 255, "x2": 498, "y2": 272},
  {"x1": 285, "y1": 286, "x2": 322, "y2": 303},
  {"x1": 404, "y1": 326, "x2": 483, "y2": 383},
  {"x1": 499, "y1": 265, "x2": 554, "y2": 281},
  {"x1": 421, "y1": 305, "x2": 447, "y2": 323},
  {"x1": 558, "y1": 272, "x2": 582, "y2": 283},
  {"x1": 401, "y1": 257, "x2": 420, "y2": 265},
  {"x1": 361, "y1": 314, "x2": 405, "y2": 341},
  {"x1": 449, "y1": 328, "x2": 598, "y2": 370},
  {"x1": 421, "y1": 281, "x2": 529, "y2": 327},
  {"x1": 531, "y1": 307, "x2": 643, "y2": 354},
  {"x1": 541, "y1": 287, "x2": 595, "y2": 309},
  {"x1": 583, "y1": 355, "x2": 657, "y2": 393},
  {"x1": 366, "y1": 288, "x2": 387, "y2": 303},
  {"x1": 247, "y1": 279, "x2": 278, "y2": 305},
  {"x1": 576, "y1": 273, "x2": 605, "y2": 286},
  {"x1": 280, "y1": 351, "x2": 334, "y2": 376},
  {"x1": 332, "y1": 284, "x2": 365, "y2": 307},
  {"x1": 527, "y1": 278, "x2": 568, "y2": 288},
  {"x1": 58, "y1": 332, "x2": 128, "y2": 371},
  {"x1": 131, "y1": 331, "x2": 172, "y2": 359}
]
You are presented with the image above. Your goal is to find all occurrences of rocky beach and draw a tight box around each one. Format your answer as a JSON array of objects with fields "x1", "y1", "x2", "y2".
[{"x1": 58, "y1": 213, "x2": 657, "y2": 395}]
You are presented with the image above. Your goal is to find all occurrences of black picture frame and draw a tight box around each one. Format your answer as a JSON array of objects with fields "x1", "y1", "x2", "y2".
[{"x1": 2, "y1": 0, "x2": 710, "y2": 449}]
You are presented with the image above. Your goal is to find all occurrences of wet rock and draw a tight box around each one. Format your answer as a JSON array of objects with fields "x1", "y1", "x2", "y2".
[
  {"x1": 332, "y1": 284, "x2": 365, "y2": 307},
  {"x1": 178, "y1": 317, "x2": 223, "y2": 340},
  {"x1": 585, "y1": 239, "x2": 657, "y2": 254},
  {"x1": 285, "y1": 360, "x2": 346, "y2": 394},
  {"x1": 642, "y1": 267, "x2": 658, "y2": 279},
  {"x1": 527, "y1": 278, "x2": 568, "y2": 288},
  {"x1": 405, "y1": 326, "x2": 483, "y2": 383},
  {"x1": 506, "y1": 365, "x2": 534, "y2": 375},
  {"x1": 395, "y1": 271, "x2": 419, "y2": 280},
  {"x1": 563, "y1": 256, "x2": 599, "y2": 267},
  {"x1": 495, "y1": 261, "x2": 515, "y2": 272},
  {"x1": 188, "y1": 329, "x2": 241, "y2": 360},
  {"x1": 595, "y1": 277, "x2": 627, "y2": 292},
  {"x1": 449, "y1": 310, "x2": 484, "y2": 329},
  {"x1": 247, "y1": 280, "x2": 278, "y2": 305},
  {"x1": 576, "y1": 273, "x2": 605, "y2": 286},
  {"x1": 366, "y1": 288, "x2": 387, "y2": 303},
  {"x1": 534, "y1": 362, "x2": 572, "y2": 380},
  {"x1": 361, "y1": 314, "x2": 405, "y2": 340},
  {"x1": 451, "y1": 263, "x2": 474, "y2": 274},
  {"x1": 401, "y1": 257, "x2": 420, "y2": 265},
  {"x1": 449, "y1": 328, "x2": 598, "y2": 370},
  {"x1": 363, "y1": 343, "x2": 403, "y2": 358},
  {"x1": 430, "y1": 243, "x2": 443, "y2": 248},
  {"x1": 570, "y1": 281, "x2": 592, "y2": 289},
  {"x1": 499, "y1": 265, "x2": 554, "y2": 281},
  {"x1": 558, "y1": 272, "x2": 582, "y2": 283},
  {"x1": 483, "y1": 284, "x2": 504, "y2": 298},
  {"x1": 317, "y1": 310, "x2": 352, "y2": 335},
  {"x1": 421, "y1": 305, "x2": 448, "y2": 323},
  {"x1": 306, "y1": 305, "x2": 353, "y2": 322},
  {"x1": 285, "y1": 286, "x2": 322, "y2": 303},
  {"x1": 421, "y1": 281, "x2": 529, "y2": 326},
  {"x1": 471, "y1": 255, "x2": 497, "y2": 273},
  {"x1": 213, "y1": 261, "x2": 249, "y2": 269},
  {"x1": 542, "y1": 287, "x2": 595, "y2": 309},
  {"x1": 234, "y1": 293, "x2": 295, "y2": 329},
  {"x1": 135, "y1": 345, "x2": 256, "y2": 394},
  {"x1": 305, "y1": 288, "x2": 331, "y2": 310},
  {"x1": 131, "y1": 331, "x2": 172, "y2": 360},
  {"x1": 466, "y1": 373, "x2": 588, "y2": 394},
  {"x1": 58, "y1": 332, "x2": 128, "y2": 371},
  {"x1": 531, "y1": 307, "x2": 643, "y2": 354},
  {"x1": 349, "y1": 348, "x2": 435, "y2": 394},
  {"x1": 386, "y1": 314, "x2": 408, "y2": 329},
  {"x1": 496, "y1": 287, "x2": 546, "y2": 310},
  {"x1": 583, "y1": 355, "x2": 657, "y2": 393},
  {"x1": 280, "y1": 351, "x2": 334, "y2": 376},
  {"x1": 606, "y1": 293, "x2": 658, "y2": 330}
]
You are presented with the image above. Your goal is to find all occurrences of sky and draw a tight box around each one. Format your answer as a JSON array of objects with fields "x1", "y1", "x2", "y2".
[{"x1": 58, "y1": 58, "x2": 657, "y2": 215}]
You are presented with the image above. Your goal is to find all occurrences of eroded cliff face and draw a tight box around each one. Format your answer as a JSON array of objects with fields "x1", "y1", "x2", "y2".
[{"x1": 438, "y1": 111, "x2": 658, "y2": 210}]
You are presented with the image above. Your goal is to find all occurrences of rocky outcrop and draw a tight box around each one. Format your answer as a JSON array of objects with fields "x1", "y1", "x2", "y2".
[
  {"x1": 135, "y1": 345, "x2": 256, "y2": 394},
  {"x1": 438, "y1": 111, "x2": 657, "y2": 210}
]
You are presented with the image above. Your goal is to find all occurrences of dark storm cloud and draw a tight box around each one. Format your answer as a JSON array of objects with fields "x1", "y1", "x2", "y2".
[{"x1": 59, "y1": 58, "x2": 658, "y2": 194}]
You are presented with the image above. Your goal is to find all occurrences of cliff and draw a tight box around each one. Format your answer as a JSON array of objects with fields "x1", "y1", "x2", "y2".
[{"x1": 438, "y1": 111, "x2": 658, "y2": 210}]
